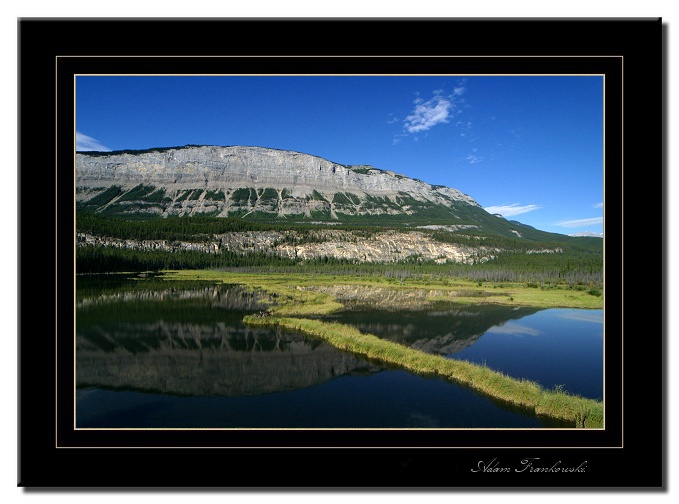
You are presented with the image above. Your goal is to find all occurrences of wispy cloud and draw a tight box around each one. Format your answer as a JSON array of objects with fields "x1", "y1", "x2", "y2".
[
  {"x1": 594, "y1": 202, "x2": 604, "y2": 208},
  {"x1": 555, "y1": 217, "x2": 603, "y2": 228},
  {"x1": 484, "y1": 203, "x2": 542, "y2": 217},
  {"x1": 465, "y1": 152, "x2": 483, "y2": 164},
  {"x1": 396, "y1": 84, "x2": 466, "y2": 140},
  {"x1": 76, "y1": 131, "x2": 111, "y2": 151},
  {"x1": 404, "y1": 94, "x2": 453, "y2": 133}
]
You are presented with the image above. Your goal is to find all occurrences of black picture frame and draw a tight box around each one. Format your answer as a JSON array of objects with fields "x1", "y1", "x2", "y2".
[{"x1": 18, "y1": 18, "x2": 664, "y2": 489}]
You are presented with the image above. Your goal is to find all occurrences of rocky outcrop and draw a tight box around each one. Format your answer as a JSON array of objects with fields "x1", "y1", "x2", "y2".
[
  {"x1": 74, "y1": 145, "x2": 573, "y2": 265},
  {"x1": 75, "y1": 145, "x2": 482, "y2": 220},
  {"x1": 76, "y1": 228, "x2": 500, "y2": 264}
]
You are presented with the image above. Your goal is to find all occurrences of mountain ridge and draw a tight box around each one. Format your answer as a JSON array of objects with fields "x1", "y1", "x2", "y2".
[
  {"x1": 75, "y1": 144, "x2": 586, "y2": 245},
  {"x1": 76, "y1": 144, "x2": 487, "y2": 221}
]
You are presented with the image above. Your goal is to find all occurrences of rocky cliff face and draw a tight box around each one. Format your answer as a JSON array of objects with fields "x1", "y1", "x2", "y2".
[
  {"x1": 74, "y1": 145, "x2": 570, "y2": 265},
  {"x1": 77, "y1": 228, "x2": 499, "y2": 264},
  {"x1": 76, "y1": 145, "x2": 482, "y2": 220}
]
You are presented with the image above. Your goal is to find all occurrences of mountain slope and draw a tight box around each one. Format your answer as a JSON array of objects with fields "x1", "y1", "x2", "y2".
[
  {"x1": 75, "y1": 144, "x2": 551, "y2": 240},
  {"x1": 75, "y1": 145, "x2": 604, "y2": 275}
]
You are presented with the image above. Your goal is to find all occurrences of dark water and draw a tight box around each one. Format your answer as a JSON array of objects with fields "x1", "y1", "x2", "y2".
[
  {"x1": 75, "y1": 275, "x2": 600, "y2": 428},
  {"x1": 325, "y1": 303, "x2": 603, "y2": 400},
  {"x1": 452, "y1": 308, "x2": 603, "y2": 400},
  {"x1": 76, "y1": 370, "x2": 549, "y2": 429}
]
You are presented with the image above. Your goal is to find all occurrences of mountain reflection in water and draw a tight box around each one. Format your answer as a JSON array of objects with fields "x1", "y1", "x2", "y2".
[
  {"x1": 312, "y1": 285, "x2": 602, "y2": 400},
  {"x1": 77, "y1": 279, "x2": 380, "y2": 397},
  {"x1": 322, "y1": 303, "x2": 542, "y2": 356},
  {"x1": 75, "y1": 276, "x2": 600, "y2": 428}
]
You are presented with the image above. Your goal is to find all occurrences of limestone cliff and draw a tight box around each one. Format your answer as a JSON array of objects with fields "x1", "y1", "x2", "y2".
[
  {"x1": 75, "y1": 145, "x2": 572, "y2": 265},
  {"x1": 76, "y1": 228, "x2": 500, "y2": 264},
  {"x1": 76, "y1": 145, "x2": 482, "y2": 220}
]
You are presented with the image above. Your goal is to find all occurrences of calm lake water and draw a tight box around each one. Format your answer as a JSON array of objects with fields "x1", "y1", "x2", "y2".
[
  {"x1": 76, "y1": 275, "x2": 602, "y2": 429},
  {"x1": 325, "y1": 303, "x2": 603, "y2": 401}
]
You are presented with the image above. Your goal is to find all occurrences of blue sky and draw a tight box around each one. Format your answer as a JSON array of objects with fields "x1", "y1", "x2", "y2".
[{"x1": 76, "y1": 75, "x2": 604, "y2": 235}]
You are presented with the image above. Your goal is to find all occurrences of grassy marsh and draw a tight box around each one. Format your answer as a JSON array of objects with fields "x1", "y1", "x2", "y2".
[
  {"x1": 161, "y1": 270, "x2": 603, "y2": 310},
  {"x1": 159, "y1": 269, "x2": 604, "y2": 428}
]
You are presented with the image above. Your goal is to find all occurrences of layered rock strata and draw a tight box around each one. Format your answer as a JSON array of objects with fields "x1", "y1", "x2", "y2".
[{"x1": 76, "y1": 145, "x2": 481, "y2": 219}]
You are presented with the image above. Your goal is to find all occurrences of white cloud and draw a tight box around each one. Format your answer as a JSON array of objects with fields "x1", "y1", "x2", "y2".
[
  {"x1": 394, "y1": 84, "x2": 466, "y2": 143},
  {"x1": 594, "y1": 202, "x2": 604, "y2": 208},
  {"x1": 484, "y1": 203, "x2": 542, "y2": 217},
  {"x1": 76, "y1": 131, "x2": 111, "y2": 151},
  {"x1": 555, "y1": 217, "x2": 604, "y2": 228},
  {"x1": 404, "y1": 94, "x2": 452, "y2": 133}
]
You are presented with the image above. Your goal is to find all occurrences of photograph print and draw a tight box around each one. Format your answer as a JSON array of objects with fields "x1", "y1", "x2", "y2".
[
  {"x1": 74, "y1": 74, "x2": 606, "y2": 431},
  {"x1": 18, "y1": 18, "x2": 663, "y2": 489}
]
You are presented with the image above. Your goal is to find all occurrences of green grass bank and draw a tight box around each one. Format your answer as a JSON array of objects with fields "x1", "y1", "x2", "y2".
[{"x1": 244, "y1": 315, "x2": 603, "y2": 428}]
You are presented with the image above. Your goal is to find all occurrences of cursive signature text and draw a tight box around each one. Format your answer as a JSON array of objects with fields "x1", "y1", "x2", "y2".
[{"x1": 471, "y1": 457, "x2": 587, "y2": 473}]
